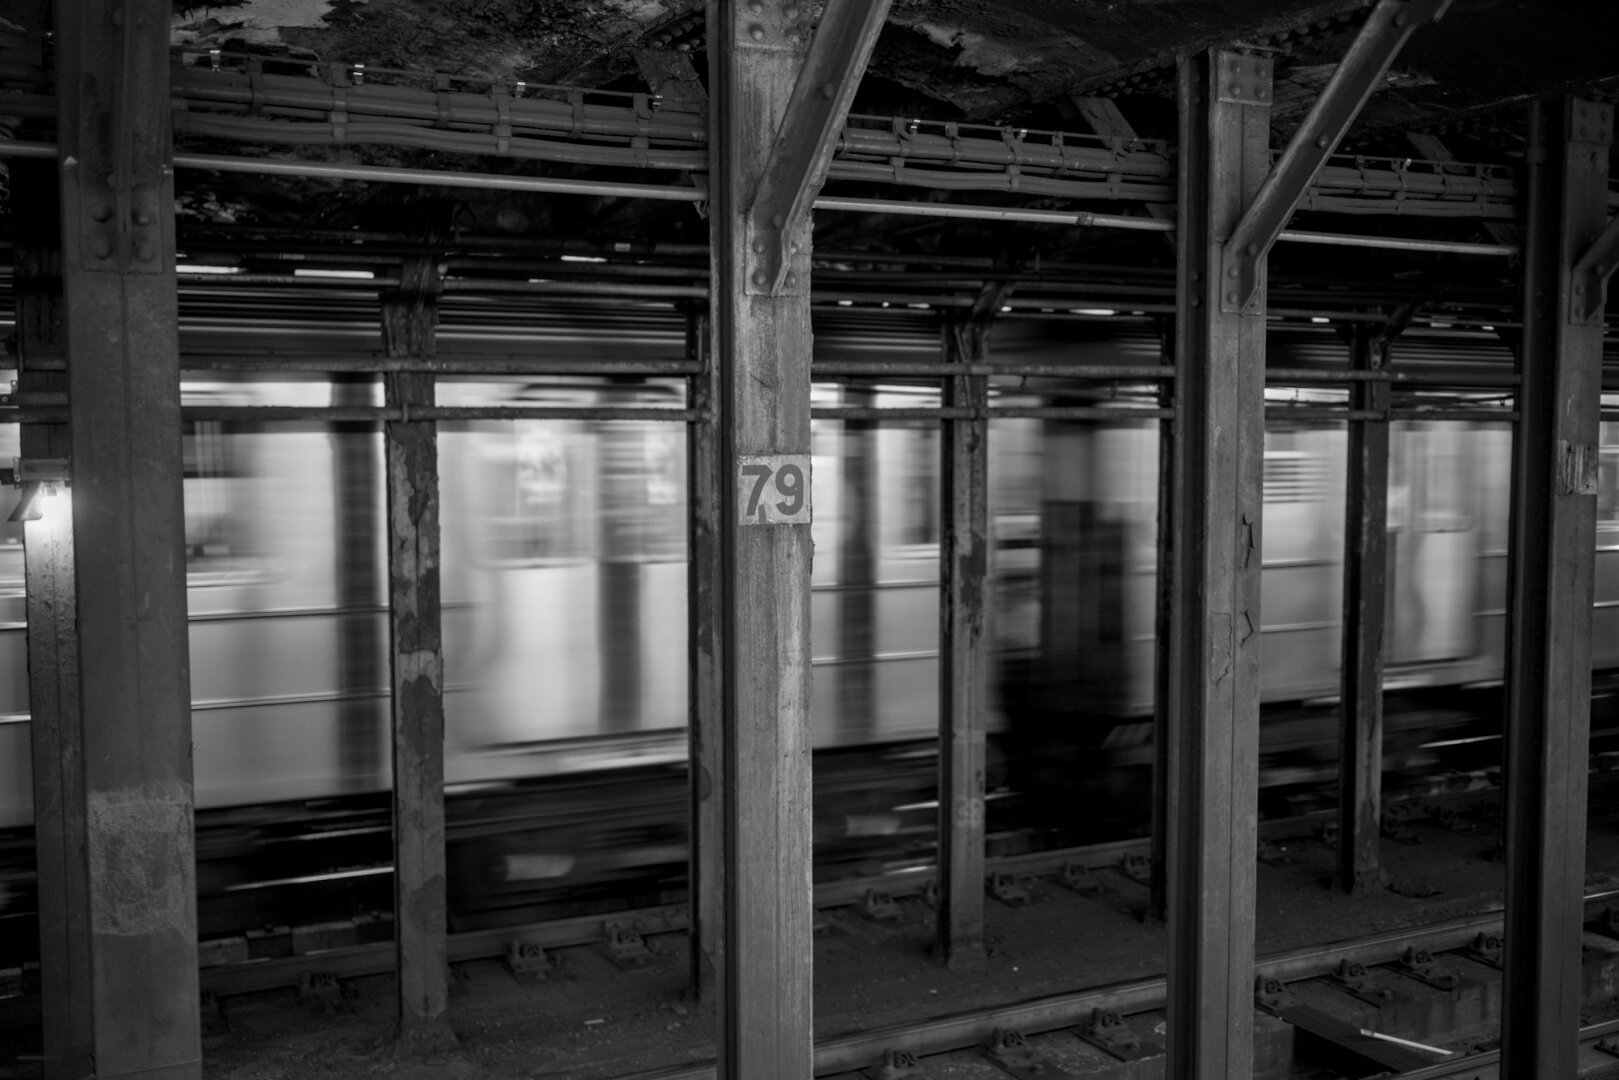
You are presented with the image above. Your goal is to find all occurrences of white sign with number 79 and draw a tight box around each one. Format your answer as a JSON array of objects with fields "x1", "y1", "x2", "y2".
[{"x1": 736, "y1": 454, "x2": 812, "y2": 525}]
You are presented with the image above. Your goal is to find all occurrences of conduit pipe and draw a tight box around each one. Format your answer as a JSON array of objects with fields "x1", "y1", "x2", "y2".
[{"x1": 0, "y1": 140, "x2": 1526, "y2": 257}]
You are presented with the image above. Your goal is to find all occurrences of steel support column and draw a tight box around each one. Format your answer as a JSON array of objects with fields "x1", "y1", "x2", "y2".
[
  {"x1": 709, "y1": 0, "x2": 888, "y2": 1072},
  {"x1": 839, "y1": 391, "x2": 878, "y2": 742},
  {"x1": 1499, "y1": 96, "x2": 1611, "y2": 1080},
  {"x1": 936, "y1": 309, "x2": 993, "y2": 967},
  {"x1": 381, "y1": 260, "x2": 457, "y2": 1054},
  {"x1": 1165, "y1": 49, "x2": 1271, "y2": 1080},
  {"x1": 685, "y1": 305, "x2": 724, "y2": 1001},
  {"x1": 54, "y1": 1, "x2": 201, "y2": 1075},
  {"x1": 15, "y1": 149, "x2": 93, "y2": 1080},
  {"x1": 1337, "y1": 323, "x2": 1393, "y2": 894}
]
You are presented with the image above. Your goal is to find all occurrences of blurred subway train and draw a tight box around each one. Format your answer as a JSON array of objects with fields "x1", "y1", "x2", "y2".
[{"x1": 1, "y1": 303, "x2": 1612, "y2": 935}]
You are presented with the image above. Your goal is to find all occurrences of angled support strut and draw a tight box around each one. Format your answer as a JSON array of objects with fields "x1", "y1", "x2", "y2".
[
  {"x1": 745, "y1": 0, "x2": 892, "y2": 296},
  {"x1": 1221, "y1": 0, "x2": 1451, "y2": 312}
]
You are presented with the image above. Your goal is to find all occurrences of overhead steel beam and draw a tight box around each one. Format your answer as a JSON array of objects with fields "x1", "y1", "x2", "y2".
[
  {"x1": 745, "y1": 0, "x2": 893, "y2": 296},
  {"x1": 1222, "y1": 0, "x2": 1451, "y2": 312},
  {"x1": 1166, "y1": 47, "x2": 1272, "y2": 1080},
  {"x1": 381, "y1": 259, "x2": 459, "y2": 1056},
  {"x1": 1500, "y1": 95, "x2": 1611, "y2": 1080},
  {"x1": 54, "y1": 1, "x2": 203, "y2": 1075}
]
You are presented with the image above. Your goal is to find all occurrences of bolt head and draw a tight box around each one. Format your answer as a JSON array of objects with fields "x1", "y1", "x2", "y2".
[
  {"x1": 748, "y1": 24, "x2": 765, "y2": 41},
  {"x1": 752, "y1": 270, "x2": 767, "y2": 286},
  {"x1": 91, "y1": 240, "x2": 111, "y2": 259}
]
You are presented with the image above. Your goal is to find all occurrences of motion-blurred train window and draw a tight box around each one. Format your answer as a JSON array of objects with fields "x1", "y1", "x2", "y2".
[
  {"x1": 0, "y1": 421, "x2": 20, "y2": 556},
  {"x1": 1263, "y1": 448, "x2": 1332, "y2": 502},
  {"x1": 457, "y1": 401, "x2": 687, "y2": 567},
  {"x1": 183, "y1": 420, "x2": 238, "y2": 561},
  {"x1": 1600, "y1": 441, "x2": 1619, "y2": 527}
]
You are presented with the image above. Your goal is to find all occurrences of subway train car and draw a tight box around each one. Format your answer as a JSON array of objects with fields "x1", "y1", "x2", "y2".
[{"x1": 1, "y1": 307, "x2": 1612, "y2": 929}]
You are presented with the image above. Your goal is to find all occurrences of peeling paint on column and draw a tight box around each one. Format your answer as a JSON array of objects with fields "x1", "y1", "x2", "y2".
[{"x1": 88, "y1": 781, "x2": 194, "y2": 936}]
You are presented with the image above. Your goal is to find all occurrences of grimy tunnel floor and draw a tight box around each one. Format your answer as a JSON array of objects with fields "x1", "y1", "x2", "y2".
[{"x1": 4, "y1": 778, "x2": 1609, "y2": 1080}]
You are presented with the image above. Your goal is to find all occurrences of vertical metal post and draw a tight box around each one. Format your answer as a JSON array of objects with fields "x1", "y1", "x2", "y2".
[
  {"x1": 54, "y1": 1, "x2": 202, "y2": 1075},
  {"x1": 710, "y1": 2, "x2": 816, "y2": 1073},
  {"x1": 1166, "y1": 48, "x2": 1270, "y2": 1080},
  {"x1": 1499, "y1": 96, "x2": 1610, "y2": 1080},
  {"x1": 686, "y1": 305, "x2": 725, "y2": 1000},
  {"x1": 15, "y1": 142, "x2": 94, "y2": 1080},
  {"x1": 936, "y1": 314, "x2": 990, "y2": 967},
  {"x1": 381, "y1": 259, "x2": 457, "y2": 1054},
  {"x1": 1151, "y1": 320, "x2": 1175, "y2": 925},
  {"x1": 1338, "y1": 324, "x2": 1391, "y2": 894},
  {"x1": 840, "y1": 391, "x2": 878, "y2": 741}
]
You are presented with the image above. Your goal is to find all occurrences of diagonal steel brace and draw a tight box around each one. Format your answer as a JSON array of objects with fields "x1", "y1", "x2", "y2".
[
  {"x1": 746, "y1": 0, "x2": 893, "y2": 297},
  {"x1": 1571, "y1": 213, "x2": 1619, "y2": 325},
  {"x1": 1221, "y1": 0, "x2": 1452, "y2": 313}
]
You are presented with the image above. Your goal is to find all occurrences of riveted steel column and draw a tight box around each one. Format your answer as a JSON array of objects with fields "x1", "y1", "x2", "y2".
[
  {"x1": 686, "y1": 305, "x2": 724, "y2": 1001},
  {"x1": 710, "y1": 7, "x2": 815, "y2": 1075},
  {"x1": 1166, "y1": 49, "x2": 1270, "y2": 1080},
  {"x1": 1150, "y1": 321, "x2": 1174, "y2": 925},
  {"x1": 1337, "y1": 324, "x2": 1391, "y2": 894},
  {"x1": 1500, "y1": 96, "x2": 1610, "y2": 1080},
  {"x1": 936, "y1": 314, "x2": 991, "y2": 967},
  {"x1": 54, "y1": 1, "x2": 201, "y2": 1076},
  {"x1": 839, "y1": 391, "x2": 878, "y2": 741},
  {"x1": 710, "y1": 0, "x2": 886, "y2": 1069},
  {"x1": 381, "y1": 259, "x2": 457, "y2": 1055},
  {"x1": 16, "y1": 150, "x2": 94, "y2": 1080}
]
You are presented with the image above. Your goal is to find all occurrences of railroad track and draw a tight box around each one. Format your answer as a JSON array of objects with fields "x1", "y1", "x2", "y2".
[
  {"x1": 0, "y1": 778, "x2": 1509, "y2": 1013},
  {"x1": 612, "y1": 888, "x2": 1619, "y2": 1080}
]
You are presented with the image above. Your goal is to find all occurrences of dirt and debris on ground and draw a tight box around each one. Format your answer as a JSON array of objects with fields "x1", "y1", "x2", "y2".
[{"x1": 5, "y1": 789, "x2": 1619, "y2": 1080}]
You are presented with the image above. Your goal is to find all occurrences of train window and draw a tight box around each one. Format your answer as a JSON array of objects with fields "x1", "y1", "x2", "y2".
[
  {"x1": 893, "y1": 423, "x2": 939, "y2": 547},
  {"x1": 468, "y1": 418, "x2": 687, "y2": 567},
  {"x1": 0, "y1": 421, "x2": 21, "y2": 555},
  {"x1": 183, "y1": 421, "x2": 239, "y2": 561},
  {"x1": 1263, "y1": 449, "x2": 1331, "y2": 502},
  {"x1": 1599, "y1": 446, "x2": 1619, "y2": 526}
]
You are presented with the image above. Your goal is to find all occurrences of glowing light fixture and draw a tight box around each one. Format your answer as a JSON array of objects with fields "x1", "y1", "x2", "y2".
[{"x1": 8, "y1": 457, "x2": 71, "y2": 524}]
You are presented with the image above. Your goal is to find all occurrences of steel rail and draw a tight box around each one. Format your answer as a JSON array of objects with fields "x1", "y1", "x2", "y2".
[
  {"x1": 812, "y1": 362, "x2": 1174, "y2": 379},
  {"x1": 617, "y1": 894, "x2": 1619, "y2": 1080},
  {"x1": 3, "y1": 404, "x2": 704, "y2": 423},
  {"x1": 176, "y1": 354, "x2": 703, "y2": 375},
  {"x1": 1391, "y1": 1017, "x2": 1619, "y2": 1079}
]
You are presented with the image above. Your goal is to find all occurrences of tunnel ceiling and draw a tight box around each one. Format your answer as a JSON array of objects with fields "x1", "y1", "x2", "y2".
[
  {"x1": 3, "y1": 1, "x2": 1617, "y2": 259},
  {"x1": 163, "y1": 0, "x2": 1617, "y2": 130}
]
